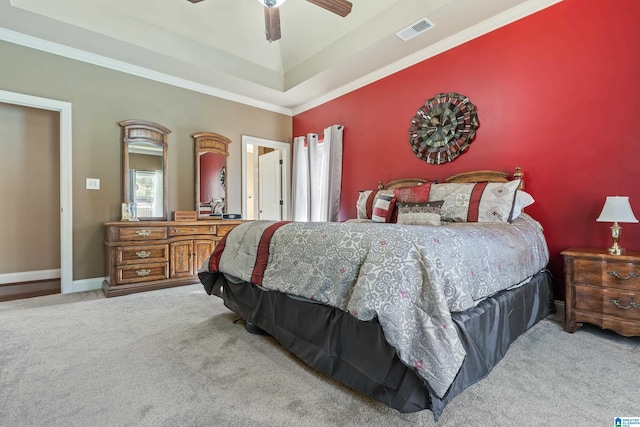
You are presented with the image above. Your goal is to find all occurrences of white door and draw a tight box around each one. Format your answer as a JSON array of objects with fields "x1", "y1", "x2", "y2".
[{"x1": 258, "y1": 150, "x2": 282, "y2": 220}]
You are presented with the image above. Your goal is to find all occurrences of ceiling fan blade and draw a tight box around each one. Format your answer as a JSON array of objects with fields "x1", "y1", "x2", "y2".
[
  {"x1": 264, "y1": 6, "x2": 281, "y2": 42},
  {"x1": 306, "y1": 0, "x2": 352, "y2": 17}
]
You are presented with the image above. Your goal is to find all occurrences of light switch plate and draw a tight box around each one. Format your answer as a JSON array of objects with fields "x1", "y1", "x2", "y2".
[{"x1": 86, "y1": 178, "x2": 100, "y2": 190}]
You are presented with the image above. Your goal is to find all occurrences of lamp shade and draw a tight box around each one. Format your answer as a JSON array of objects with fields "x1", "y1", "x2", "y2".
[
  {"x1": 256, "y1": 0, "x2": 287, "y2": 7},
  {"x1": 596, "y1": 196, "x2": 639, "y2": 223}
]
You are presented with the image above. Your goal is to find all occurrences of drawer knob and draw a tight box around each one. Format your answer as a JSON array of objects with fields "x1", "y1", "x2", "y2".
[
  {"x1": 136, "y1": 251, "x2": 151, "y2": 259},
  {"x1": 609, "y1": 299, "x2": 640, "y2": 310},
  {"x1": 136, "y1": 269, "x2": 152, "y2": 277},
  {"x1": 136, "y1": 230, "x2": 151, "y2": 237}
]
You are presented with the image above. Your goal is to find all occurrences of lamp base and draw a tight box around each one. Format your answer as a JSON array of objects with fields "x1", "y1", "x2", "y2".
[{"x1": 608, "y1": 247, "x2": 626, "y2": 255}]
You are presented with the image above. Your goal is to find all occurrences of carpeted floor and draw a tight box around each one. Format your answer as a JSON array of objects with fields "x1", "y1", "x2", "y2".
[{"x1": 0, "y1": 285, "x2": 638, "y2": 426}]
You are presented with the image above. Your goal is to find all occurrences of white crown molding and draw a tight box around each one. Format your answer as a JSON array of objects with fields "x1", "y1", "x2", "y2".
[
  {"x1": 0, "y1": 27, "x2": 293, "y2": 116},
  {"x1": 292, "y1": 0, "x2": 562, "y2": 115}
]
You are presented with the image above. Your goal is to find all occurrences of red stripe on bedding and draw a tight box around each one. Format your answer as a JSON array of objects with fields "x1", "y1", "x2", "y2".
[
  {"x1": 208, "y1": 233, "x2": 228, "y2": 272},
  {"x1": 251, "y1": 221, "x2": 291, "y2": 285},
  {"x1": 467, "y1": 182, "x2": 488, "y2": 222}
]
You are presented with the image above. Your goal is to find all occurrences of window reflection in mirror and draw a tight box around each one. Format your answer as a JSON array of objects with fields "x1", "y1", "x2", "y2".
[
  {"x1": 128, "y1": 141, "x2": 164, "y2": 218},
  {"x1": 120, "y1": 120, "x2": 170, "y2": 221}
]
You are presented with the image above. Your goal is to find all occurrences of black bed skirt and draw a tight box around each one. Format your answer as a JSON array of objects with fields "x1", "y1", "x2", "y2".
[{"x1": 199, "y1": 270, "x2": 555, "y2": 420}]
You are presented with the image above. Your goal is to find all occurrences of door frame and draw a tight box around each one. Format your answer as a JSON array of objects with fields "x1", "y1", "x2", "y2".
[
  {"x1": 241, "y1": 135, "x2": 290, "y2": 220},
  {"x1": 0, "y1": 90, "x2": 73, "y2": 294}
]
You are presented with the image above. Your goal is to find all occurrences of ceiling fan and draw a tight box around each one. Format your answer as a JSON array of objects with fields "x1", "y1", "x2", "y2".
[{"x1": 187, "y1": 0, "x2": 353, "y2": 42}]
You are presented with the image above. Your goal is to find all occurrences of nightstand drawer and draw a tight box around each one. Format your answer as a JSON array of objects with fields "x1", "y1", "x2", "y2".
[
  {"x1": 603, "y1": 289, "x2": 640, "y2": 322},
  {"x1": 574, "y1": 284, "x2": 603, "y2": 314},
  {"x1": 572, "y1": 258, "x2": 603, "y2": 284},
  {"x1": 602, "y1": 261, "x2": 640, "y2": 290}
]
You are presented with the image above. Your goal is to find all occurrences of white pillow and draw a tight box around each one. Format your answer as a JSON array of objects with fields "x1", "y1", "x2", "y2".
[{"x1": 511, "y1": 190, "x2": 535, "y2": 220}]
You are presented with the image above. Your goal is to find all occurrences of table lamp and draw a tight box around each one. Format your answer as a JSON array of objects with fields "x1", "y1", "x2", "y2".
[{"x1": 596, "y1": 196, "x2": 638, "y2": 255}]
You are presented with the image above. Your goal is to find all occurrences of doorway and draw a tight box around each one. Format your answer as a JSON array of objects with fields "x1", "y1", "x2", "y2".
[
  {"x1": 0, "y1": 90, "x2": 73, "y2": 294},
  {"x1": 241, "y1": 135, "x2": 290, "y2": 221}
]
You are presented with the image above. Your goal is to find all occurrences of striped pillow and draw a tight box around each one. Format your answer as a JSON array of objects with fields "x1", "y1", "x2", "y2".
[{"x1": 371, "y1": 194, "x2": 396, "y2": 223}]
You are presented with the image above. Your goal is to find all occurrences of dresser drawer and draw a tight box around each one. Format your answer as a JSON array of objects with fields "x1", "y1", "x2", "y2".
[
  {"x1": 168, "y1": 225, "x2": 217, "y2": 236},
  {"x1": 118, "y1": 227, "x2": 167, "y2": 241},
  {"x1": 602, "y1": 261, "x2": 640, "y2": 291},
  {"x1": 603, "y1": 289, "x2": 640, "y2": 322},
  {"x1": 115, "y1": 263, "x2": 168, "y2": 284},
  {"x1": 116, "y1": 245, "x2": 169, "y2": 265},
  {"x1": 217, "y1": 224, "x2": 235, "y2": 236}
]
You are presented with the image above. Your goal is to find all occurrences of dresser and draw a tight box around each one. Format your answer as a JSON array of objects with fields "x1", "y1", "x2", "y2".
[
  {"x1": 103, "y1": 220, "x2": 243, "y2": 297},
  {"x1": 562, "y1": 247, "x2": 640, "y2": 337}
]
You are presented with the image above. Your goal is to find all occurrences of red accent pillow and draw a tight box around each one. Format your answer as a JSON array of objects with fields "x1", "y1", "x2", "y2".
[
  {"x1": 393, "y1": 183, "x2": 432, "y2": 204},
  {"x1": 372, "y1": 194, "x2": 396, "y2": 223},
  {"x1": 391, "y1": 183, "x2": 432, "y2": 222}
]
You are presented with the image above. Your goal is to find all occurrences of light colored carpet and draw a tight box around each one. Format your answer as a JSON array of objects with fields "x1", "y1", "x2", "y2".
[{"x1": 1, "y1": 285, "x2": 638, "y2": 426}]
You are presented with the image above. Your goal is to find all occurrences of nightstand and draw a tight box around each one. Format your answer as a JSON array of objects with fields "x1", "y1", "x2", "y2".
[{"x1": 562, "y1": 247, "x2": 640, "y2": 337}]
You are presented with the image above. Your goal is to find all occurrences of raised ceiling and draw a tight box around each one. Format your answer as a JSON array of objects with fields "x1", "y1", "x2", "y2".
[{"x1": 0, "y1": 0, "x2": 561, "y2": 114}]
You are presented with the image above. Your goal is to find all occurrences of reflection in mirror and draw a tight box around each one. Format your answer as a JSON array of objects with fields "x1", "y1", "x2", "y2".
[
  {"x1": 120, "y1": 120, "x2": 170, "y2": 221},
  {"x1": 193, "y1": 132, "x2": 230, "y2": 218}
]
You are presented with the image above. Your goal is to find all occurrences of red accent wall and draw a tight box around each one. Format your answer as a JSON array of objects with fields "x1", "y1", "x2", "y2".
[{"x1": 292, "y1": 0, "x2": 640, "y2": 299}]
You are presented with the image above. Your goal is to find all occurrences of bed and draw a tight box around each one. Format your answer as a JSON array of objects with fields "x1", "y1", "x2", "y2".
[{"x1": 198, "y1": 168, "x2": 554, "y2": 420}]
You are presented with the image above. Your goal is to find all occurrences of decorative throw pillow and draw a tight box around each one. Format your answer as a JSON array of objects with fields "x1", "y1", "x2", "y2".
[
  {"x1": 356, "y1": 189, "x2": 394, "y2": 219},
  {"x1": 396, "y1": 200, "x2": 444, "y2": 215},
  {"x1": 428, "y1": 180, "x2": 521, "y2": 223},
  {"x1": 393, "y1": 183, "x2": 432, "y2": 204},
  {"x1": 397, "y1": 212, "x2": 441, "y2": 226},
  {"x1": 371, "y1": 194, "x2": 396, "y2": 223}
]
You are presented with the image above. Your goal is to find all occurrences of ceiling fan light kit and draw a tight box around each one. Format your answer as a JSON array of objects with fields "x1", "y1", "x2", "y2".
[
  {"x1": 188, "y1": 0, "x2": 352, "y2": 42},
  {"x1": 256, "y1": 0, "x2": 287, "y2": 7}
]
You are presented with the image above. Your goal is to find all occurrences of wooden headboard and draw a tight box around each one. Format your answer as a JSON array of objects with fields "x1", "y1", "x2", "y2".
[{"x1": 378, "y1": 167, "x2": 524, "y2": 190}]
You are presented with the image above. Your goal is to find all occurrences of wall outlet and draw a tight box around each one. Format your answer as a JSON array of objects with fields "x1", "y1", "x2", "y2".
[{"x1": 86, "y1": 178, "x2": 100, "y2": 190}]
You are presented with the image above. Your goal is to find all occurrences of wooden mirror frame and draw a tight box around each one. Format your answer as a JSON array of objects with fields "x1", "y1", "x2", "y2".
[
  {"x1": 120, "y1": 120, "x2": 170, "y2": 221},
  {"x1": 193, "y1": 132, "x2": 231, "y2": 218}
]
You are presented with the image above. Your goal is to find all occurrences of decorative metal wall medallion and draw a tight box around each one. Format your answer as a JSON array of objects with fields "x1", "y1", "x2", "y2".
[{"x1": 409, "y1": 92, "x2": 479, "y2": 164}]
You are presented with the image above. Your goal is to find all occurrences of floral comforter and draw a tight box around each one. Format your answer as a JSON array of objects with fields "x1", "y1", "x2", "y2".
[{"x1": 206, "y1": 214, "x2": 549, "y2": 398}]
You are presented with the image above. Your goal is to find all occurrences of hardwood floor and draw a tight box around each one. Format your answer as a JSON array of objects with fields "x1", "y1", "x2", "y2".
[{"x1": 0, "y1": 279, "x2": 60, "y2": 302}]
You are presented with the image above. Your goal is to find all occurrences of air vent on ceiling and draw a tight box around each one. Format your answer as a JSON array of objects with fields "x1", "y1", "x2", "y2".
[{"x1": 396, "y1": 18, "x2": 435, "y2": 41}]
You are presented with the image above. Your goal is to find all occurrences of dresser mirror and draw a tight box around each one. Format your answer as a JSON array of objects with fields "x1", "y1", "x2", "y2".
[
  {"x1": 120, "y1": 120, "x2": 170, "y2": 221},
  {"x1": 193, "y1": 132, "x2": 230, "y2": 218}
]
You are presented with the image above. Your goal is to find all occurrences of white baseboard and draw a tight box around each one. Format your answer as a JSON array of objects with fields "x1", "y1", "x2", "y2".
[
  {"x1": 71, "y1": 277, "x2": 105, "y2": 293},
  {"x1": 0, "y1": 269, "x2": 61, "y2": 285}
]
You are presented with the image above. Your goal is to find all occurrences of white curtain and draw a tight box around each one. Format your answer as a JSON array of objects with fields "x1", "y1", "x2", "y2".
[
  {"x1": 291, "y1": 136, "x2": 310, "y2": 222},
  {"x1": 291, "y1": 125, "x2": 343, "y2": 222}
]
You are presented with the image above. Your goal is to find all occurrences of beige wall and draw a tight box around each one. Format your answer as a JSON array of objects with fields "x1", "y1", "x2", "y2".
[
  {"x1": 0, "y1": 41, "x2": 292, "y2": 281},
  {"x1": 0, "y1": 102, "x2": 60, "y2": 273}
]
